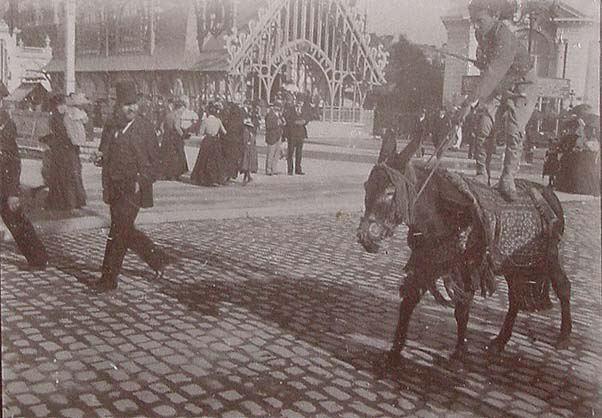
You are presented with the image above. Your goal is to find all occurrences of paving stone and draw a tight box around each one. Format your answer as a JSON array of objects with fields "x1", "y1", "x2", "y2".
[
  {"x1": 153, "y1": 405, "x2": 177, "y2": 417},
  {"x1": 222, "y1": 411, "x2": 247, "y2": 418},
  {"x1": 184, "y1": 403, "x2": 204, "y2": 415},
  {"x1": 1, "y1": 206, "x2": 600, "y2": 417},
  {"x1": 181, "y1": 384, "x2": 205, "y2": 397},
  {"x1": 281, "y1": 409, "x2": 305, "y2": 418},
  {"x1": 5, "y1": 381, "x2": 28, "y2": 394},
  {"x1": 31, "y1": 382, "x2": 55, "y2": 395},
  {"x1": 165, "y1": 392, "x2": 187, "y2": 404},
  {"x1": 350, "y1": 401, "x2": 382, "y2": 416},
  {"x1": 220, "y1": 390, "x2": 244, "y2": 402},
  {"x1": 15, "y1": 394, "x2": 40, "y2": 406},
  {"x1": 78, "y1": 394, "x2": 101, "y2": 407},
  {"x1": 60, "y1": 408, "x2": 85, "y2": 418},
  {"x1": 22, "y1": 369, "x2": 45, "y2": 383},
  {"x1": 378, "y1": 402, "x2": 406, "y2": 417},
  {"x1": 324, "y1": 386, "x2": 352, "y2": 401},
  {"x1": 264, "y1": 397, "x2": 284, "y2": 409},
  {"x1": 201, "y1": 397, "x2": 224, "y2": 411},
  {"x1": 241, "y1": 400, "x2": 267, "y2": 416},
  {"x1": 398, "y1": 397, "x2": 416, "y2": 410}
]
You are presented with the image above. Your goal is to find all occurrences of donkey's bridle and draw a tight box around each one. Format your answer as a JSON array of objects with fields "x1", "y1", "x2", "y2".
[
  {"x1": 378, "y1": 155, "x2": 444, "y2": 226},
  {"x1": 378, "y1": 162, "x2": 417, "y2": 224}
]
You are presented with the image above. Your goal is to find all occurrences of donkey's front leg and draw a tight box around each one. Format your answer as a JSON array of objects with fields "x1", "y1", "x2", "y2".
[
  {"x1": 451, "y1": 290, "x2": 474, "y2": 360},
  {"x1": 388, "y1": 283, "x2": 422, "y2": 365}
]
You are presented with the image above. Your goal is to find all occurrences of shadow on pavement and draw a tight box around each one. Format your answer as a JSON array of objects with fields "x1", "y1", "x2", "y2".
[{"x1": 150, "y1": 236, "x2": 593, "y2": 417}]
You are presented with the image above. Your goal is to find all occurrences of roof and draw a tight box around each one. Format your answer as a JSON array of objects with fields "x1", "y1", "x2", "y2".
[
  {"x1": 43, "y1": 0, "x2": 234, "y2": 74},
  {"x1": 44, "y1": 49, "x2": 230, "y2": 73},
  {"x1": 442, "y1": 0, "x2": 599, "y2": 23}
]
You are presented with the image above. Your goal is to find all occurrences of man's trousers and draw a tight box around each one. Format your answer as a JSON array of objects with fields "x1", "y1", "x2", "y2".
[
  {"x1": 474, "y1": 71, "x2": 538, "y2": 192},
  {"x1": 0, "y1": 197, "x2": 48, "y2": 266},
  {"x1": 101, "y1": 180, "x2": 166, "y2": 284},
  {"x1": 287, "y1": 138, "x2": 304, "y2": 174},
  {"x1": 265, "y1": 141, "x2": 281, "y2": 175}
]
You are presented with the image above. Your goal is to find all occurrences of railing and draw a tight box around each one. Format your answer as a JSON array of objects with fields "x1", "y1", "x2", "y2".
[{"x1": 321, "y1": 106, "x2": 369, "y2": 124}]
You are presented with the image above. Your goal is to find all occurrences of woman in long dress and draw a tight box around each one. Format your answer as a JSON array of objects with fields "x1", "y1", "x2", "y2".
[
  {"x1": 41, "y1": 94, "x2": 86, "y2": 211},
  {"x1": 159, "y1": 99, "x2": 189, "y2": 180},
  {"x1": 190, "y1": 103, "x2": 227, "y2": 186}
]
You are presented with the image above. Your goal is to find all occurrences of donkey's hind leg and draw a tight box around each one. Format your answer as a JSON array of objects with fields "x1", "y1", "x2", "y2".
[
  {"x1": 488, "y1": 276, "x2": 520, "y2": 356},
  {"x1": 549, "y1": 246, "x2": 572, "y2": 348}
]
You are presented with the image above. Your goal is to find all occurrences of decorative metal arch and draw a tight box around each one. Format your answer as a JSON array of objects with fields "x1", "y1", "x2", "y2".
[{"x1": 224, "y1": 0, "x2": 388, "y2": 119}]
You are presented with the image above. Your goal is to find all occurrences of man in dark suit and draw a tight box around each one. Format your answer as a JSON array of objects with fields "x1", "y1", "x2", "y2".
[
  {"x1": 89, "y1": 81, "x2": 172, "y2": 292},
  {"x1": 283, "y1": 97, "x2": 307, "y2": 175},
  {"x1": 0, "y1": 110, "x2": 48, "y2": 269}
]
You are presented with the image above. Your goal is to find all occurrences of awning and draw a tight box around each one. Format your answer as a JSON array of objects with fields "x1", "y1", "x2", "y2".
[{"x1": 5, "y1": 84, "x2": 37, "y2": 102}]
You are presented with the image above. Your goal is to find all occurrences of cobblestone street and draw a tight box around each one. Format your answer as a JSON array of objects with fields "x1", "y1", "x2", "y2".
[{"x1": 1, "y1": 200, "x2": 600, "y2": 417}]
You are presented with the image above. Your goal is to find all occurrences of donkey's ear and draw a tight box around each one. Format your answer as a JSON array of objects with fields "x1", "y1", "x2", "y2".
[{"x1": 394, "y1": 135, "x2": 422, "y2": 168}]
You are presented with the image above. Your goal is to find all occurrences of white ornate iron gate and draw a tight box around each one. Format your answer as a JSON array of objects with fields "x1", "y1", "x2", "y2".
[{"x1": 224, "y1": 0, "x2": 388, "y2": 123}]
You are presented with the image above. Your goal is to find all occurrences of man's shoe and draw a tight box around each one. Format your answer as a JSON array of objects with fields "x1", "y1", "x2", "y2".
[
  {"x1": 295, "y1": 172, "x2": 305, "y2": 175},
  {"x1": 498, "y1": 184, "x2": 519, "y2": 202},
  {"x1": 154, "y1": 254, "x2": 177, "y2": 279}
]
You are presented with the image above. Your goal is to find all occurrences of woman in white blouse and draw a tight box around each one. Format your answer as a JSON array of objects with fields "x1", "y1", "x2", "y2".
[{"x1": 190, "y1": 103, "x2": 228, "y2": 186}]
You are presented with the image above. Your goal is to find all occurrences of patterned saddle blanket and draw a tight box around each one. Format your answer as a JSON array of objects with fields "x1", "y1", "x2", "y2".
[{"x1": 438, "y1": 171, "x2": 560, "y2": 270}]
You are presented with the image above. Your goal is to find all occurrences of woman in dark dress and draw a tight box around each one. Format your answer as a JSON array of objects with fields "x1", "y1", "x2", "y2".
[
  {"x1": 190, "y1": 103, "x2": 227, "y2": 186},
  {"x1": 42, "y1": 94, "x2": 86, "y2": 211},
  {"x1": 221, "y1": 102, "x2": 245, "y2": 181},
  {"x1": 159, "y1": 99, "x2": 188, "y2": 180}
]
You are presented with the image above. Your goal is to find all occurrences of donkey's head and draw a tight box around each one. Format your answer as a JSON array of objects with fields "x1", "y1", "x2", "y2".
[{"x1": 357, "y1": 136, "x2": 422, "y2": 253}]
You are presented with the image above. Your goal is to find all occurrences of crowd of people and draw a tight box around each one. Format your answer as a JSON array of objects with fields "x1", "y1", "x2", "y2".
[
  {"x1": 1, "y1": 81, "x2": 313, "y2": 286},
  {"x1": 4, "y1": 0, "x2": 600, "y2": 287},
  {"x1": 13, "y1": 85, "x2": 313, "y2": 215},
  {"x1": 153, "y1": 90, "x2": 310, "y2": 186}
]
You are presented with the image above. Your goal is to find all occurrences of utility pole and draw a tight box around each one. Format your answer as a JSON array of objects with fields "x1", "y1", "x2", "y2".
[{"x1": 65, "y1": 0, "x2": 76, "y2": 95}]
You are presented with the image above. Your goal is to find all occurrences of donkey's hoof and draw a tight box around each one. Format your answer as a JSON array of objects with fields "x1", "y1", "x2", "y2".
[
  {"x1": 386, "y1": 350, "x2": 403, "y2": 367},
  {"x1": 555, "y1": 336, "x2": 570, "y2": 350},
  {"x1": 486, "y1": 338, "x2": 504, "y2": 356},
  {"x1": 450, "y1": 346, "x2": 467, "y2": 361}
]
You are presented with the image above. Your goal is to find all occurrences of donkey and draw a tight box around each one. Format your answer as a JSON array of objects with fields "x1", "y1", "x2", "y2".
[{"x1": 357, "y1": 137, "x2": 572, "y2": 363}]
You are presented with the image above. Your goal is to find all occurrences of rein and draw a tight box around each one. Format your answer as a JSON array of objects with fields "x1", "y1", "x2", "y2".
[
  {"x1": 409, "y1": 124, "x2": 461, "y2": 221},
  {"x1": 378, "y1": 123, "x2": 460, "y2": 225}
]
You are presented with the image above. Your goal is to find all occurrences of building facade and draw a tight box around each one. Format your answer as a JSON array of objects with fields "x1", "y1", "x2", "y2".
[
  {"x1": 14, "y1": 0, "x2": 388, "y2": 130},
  {"x1": 0, "y1": 19, "x2": 52, "y2": 93},
  {"x1": 441, "y1": 1, "x2": 600, "y2": 114}
]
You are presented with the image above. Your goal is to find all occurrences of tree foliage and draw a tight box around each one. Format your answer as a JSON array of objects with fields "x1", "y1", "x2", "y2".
[{"x1": 373, "y1": 34, "x2": 444, "y2": 134}]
